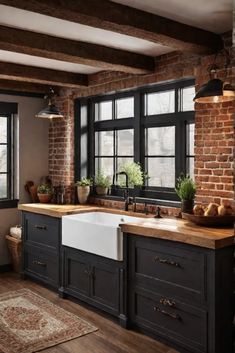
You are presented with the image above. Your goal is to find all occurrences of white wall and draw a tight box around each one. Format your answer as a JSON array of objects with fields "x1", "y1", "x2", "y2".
[{"x1": 0, "y1": 94, "x2": 49, "y2": 265}]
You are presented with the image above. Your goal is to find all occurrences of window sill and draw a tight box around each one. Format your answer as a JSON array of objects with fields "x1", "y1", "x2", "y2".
[
  {"x1": 0, "y1": 199, "x2": 19, "y2": 209},
  {"x1": 91, "y1": 194, "x2": 181, "y2": 208}
]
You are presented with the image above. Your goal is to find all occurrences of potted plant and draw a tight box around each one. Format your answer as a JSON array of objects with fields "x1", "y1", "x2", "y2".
[
  {"x1": 37, "y1": 184, "x2": 53, "y2": 203},
  {"x1": 75, "y1": 177, "x2": 92, "y2": 204},
  {"x1": 95, "y1": 171, "x2": 111, "y2": 196},
  {"x1": 118, "y1": 162, "x2": 147, "y2": 188},
  {"x1": 175, "y1": 174, "x2": 196, "y2": 213}
]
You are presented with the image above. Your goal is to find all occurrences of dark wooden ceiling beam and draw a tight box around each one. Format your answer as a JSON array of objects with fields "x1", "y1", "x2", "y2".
[
  {"x1": 0, "y1": 0, "x2": 223, "y2": 54},
  {"x1": 0, "y1": 25, "x2": 154, "y2": 74},
  {"x1": 0, "y1": 79, "x2": 51, "y2": 94},
  {"x1": 0, "y1": 61, "x2": 88, "y2": 88}
]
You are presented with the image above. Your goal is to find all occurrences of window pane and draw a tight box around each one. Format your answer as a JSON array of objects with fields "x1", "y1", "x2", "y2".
[
  {"x1": 95, "y1": 158, "x2": 114, "y2": 179},
  {"x1": 186, "y1": 157, "x2": 194, "y2": 180},
  {"x1": 146, "y1": 90, "x2": 175, "y2": 116},
  {"x1": 0, "y1": 145, "x2": 7, "y2": 172},
  {"x1": 146, "y1": 127, "x2": 175, "y2": 156},
  {"x1": 117, "y1": 129, "x2": 134, "y2": 156},
  {"x1": 181, "y1": 86, "x2": 195, "y2": 111},
  {"x1": 0, "y1": 117, "x2": 7, "y2": 143},
  {"x1": 116, "y1": 97, "x2": 134, "y2": 119},
  {"x1": 186, "y1": 123, "x2": 195, "y2": 155},
  {"x1": 146, "y1": 157, "x2": 175, "y2": 187},
  {"x1": 95, "y1": 131, "x2": 114, "y2": 156},
  {"x1": 0, "y1": 174, "x2": 7, "y2": 198},
  {"x1": 95, "y1": 101, "x2": 112, "y2": 121}
]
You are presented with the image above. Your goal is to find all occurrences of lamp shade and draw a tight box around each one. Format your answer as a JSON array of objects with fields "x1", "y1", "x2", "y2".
[
  {"x1": 35, "y1": 103, "x2": 63, "y2": 119},
  {"x1": 194, "y1": 78, "x2": 235, "y2": 103}
]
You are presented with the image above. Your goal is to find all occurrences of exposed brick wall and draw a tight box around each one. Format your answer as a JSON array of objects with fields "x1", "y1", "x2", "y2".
[
  {"x1": 49, "y1": 37, "x2": 234, "y2": 207},
  {"x1": 49, "y1": 94, "x2": 75, "y2": 204}
]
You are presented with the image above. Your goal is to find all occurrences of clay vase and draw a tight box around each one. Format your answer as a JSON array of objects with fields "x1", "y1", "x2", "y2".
[
  {"x1": 77, "y1": 186, "x2": 90, "y2": 204},
  {"x1": 37, "y1": 193, "x2": 52, "y2": 203},
  {"x1": 29, "y1": 185, "x2": 39, "y2": 203},
  {"x1": 96, "y1": 186, "x2": 109, "y2": 196}
]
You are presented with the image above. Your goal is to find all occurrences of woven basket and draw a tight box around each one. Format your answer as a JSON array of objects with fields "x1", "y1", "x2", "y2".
[{"x1": 5, "y1": 235, "x2": 22, "y2": 273}]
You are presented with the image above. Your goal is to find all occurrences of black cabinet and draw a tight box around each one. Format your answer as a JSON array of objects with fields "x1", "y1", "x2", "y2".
[
  {"x1": 128, "y1": 234, "x2": 234, "y2": 353},
  {"x1": 61, "y1": 245, "x2": 127, "y2": 325},
  {"x1": 22, "y1": 212, "x2": 61, "y2": 289}
]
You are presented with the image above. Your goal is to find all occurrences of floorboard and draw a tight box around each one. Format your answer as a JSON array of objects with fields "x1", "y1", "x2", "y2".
[{"x1": 0, "y1": 272, "x2": 179, "y2": 353}]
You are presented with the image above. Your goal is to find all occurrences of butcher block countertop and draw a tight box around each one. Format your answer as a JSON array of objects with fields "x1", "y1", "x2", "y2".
[{"x1": 19, "y1": 203, "x2": 234, "y2": 249}]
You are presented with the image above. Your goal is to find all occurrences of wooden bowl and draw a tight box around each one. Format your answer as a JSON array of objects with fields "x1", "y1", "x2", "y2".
[{"x1": 182, "y1": 212, "x2": 235, "y2": 227}]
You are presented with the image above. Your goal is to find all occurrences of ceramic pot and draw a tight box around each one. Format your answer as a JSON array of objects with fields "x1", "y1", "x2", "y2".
[
  {"x1": 96, "y1": 186, "x2": 109, "y2": 196},
  {"x1": 77, "y1": 186, "x2": 90, "y2": 204},
  {"x1": 181, "y1": 199, "x2": 194, "y2": 214},
  {"x1": 37, "y1": 193, "x2": 52, "y2": 203}
]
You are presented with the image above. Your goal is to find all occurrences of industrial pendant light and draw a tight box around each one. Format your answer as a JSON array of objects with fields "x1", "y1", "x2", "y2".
[
  {"x1": 35, "y1": 87, "x2": 63, "y2": 119},
  {"x1": 194, "y1": 48, "x2": 235, "y2": 103}
]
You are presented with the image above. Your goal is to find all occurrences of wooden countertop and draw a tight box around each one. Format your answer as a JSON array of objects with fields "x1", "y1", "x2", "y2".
[{"x1": 18, "y1": 203, "x2": 234, "y2": 249}]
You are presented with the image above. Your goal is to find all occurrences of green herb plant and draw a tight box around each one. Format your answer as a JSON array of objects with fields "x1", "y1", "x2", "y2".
[
  {"x1": 118, "y1": 162, "x2": 148, "y2": 188},
  {"x1": 37, "y1": 184, "x2": 52, "y2": 194},
  {"x1": 175, "y1": 174, "x2": 196, "y2": 200},
  {"x1": 95, "y1": 171, "x2": 111, "y2": 188},
  {"x1": 75, "y1": 177, "x2": 93, "y2": 187}
]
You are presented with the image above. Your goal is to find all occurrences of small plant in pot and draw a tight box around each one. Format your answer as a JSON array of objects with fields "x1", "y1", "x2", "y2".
[
  {"x1": 37, "y1": 184, "x2": 53, "y2": 203},
  {"x1": 118, "y1": 162, "x2": 147, "y2": 187},
  {"x1": 95, "y1": 171, "x2": 111, "y2": 196},
  {"x1": 75, "y1": 177, "x2": 92, "y2": 204},
  {"x1": 175, "y1": 174, "x2": 196, "y2": 213}
]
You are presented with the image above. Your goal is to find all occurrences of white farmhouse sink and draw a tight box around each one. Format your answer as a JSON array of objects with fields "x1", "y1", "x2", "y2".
[{"x1": 62, "y1": 212, "x2": 143, "y2": 261}]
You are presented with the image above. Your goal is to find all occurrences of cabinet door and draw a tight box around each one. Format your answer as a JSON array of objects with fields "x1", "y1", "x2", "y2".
[
  {"x1": 90, "y1": 260, "x2": 120, "y2": 314},
  {"x1": 24, "y1": 244, "x2": 59, "y2": 288},
  {"x1": 64, "y1": 247, "x2": 90, "y2": 298},
  {"x1": 23, "y1": 212, "x2": 60, "y2": 250}
]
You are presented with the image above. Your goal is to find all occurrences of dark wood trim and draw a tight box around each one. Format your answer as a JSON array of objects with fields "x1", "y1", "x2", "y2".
[
  {"x1": 0, "y1": 264, "x2": 12, "y2": 272},
  {"x1": 0, "y1": 25, "x2": 154, "y2": 75},
  {"x1": 0, "y1": 79, "x2": 52, "y2": 96},
  {"x1": 0, "y1": 102, "x2": 17, "y2": 115},
  {"x1": 0, "y1": 61, "x2": 88, "y2": 88},
  {"x1": 0, "y1": 0, "x2": 223, "y2": 54}
]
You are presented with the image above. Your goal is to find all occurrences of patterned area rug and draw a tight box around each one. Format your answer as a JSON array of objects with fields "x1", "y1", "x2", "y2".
[{"x1": 0, "y1": 289, "x2": 97, "y2": 353}]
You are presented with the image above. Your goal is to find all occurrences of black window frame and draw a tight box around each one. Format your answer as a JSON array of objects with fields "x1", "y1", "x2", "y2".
[
  {"x1": 0, "y1": 102, "x2": 18, "y2": 209},
  {"x1": 74, "y1": 79, "x2": 195, "y2": 203}
]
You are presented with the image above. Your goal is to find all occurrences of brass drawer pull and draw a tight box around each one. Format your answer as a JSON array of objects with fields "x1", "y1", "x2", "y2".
[
  {"x1": 160, "y1": 298, "x2": 176, "y2": 307},
  {"x1": 33, "y1": 260, "x2": 47, "y2": 267},
  {"x1": 34, "y1": 225, "x2": 47, "y2": 231},
  {"x1": 154, "y1": 256, "x2": 181, "y2": 268},
  {"x1": 153, "y1": 306, "x2": 181, "y2": 321}
]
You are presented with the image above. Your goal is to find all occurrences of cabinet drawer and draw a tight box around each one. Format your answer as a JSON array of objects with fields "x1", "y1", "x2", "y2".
[
  {"x1": 130, "y1": 236, "x2": 207, "y2": 302},
  {"x1": 24, "y1": 212, "x2": 60, "y2": 249},
  {"x1": 130, "y1": 288, "x2": 207, "y2": 353},
  {"x1": 24, "y1": 245, "x2": 59, "y2": 288}
]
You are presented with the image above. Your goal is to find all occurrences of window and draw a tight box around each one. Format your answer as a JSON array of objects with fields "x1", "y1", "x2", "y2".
[
  {"x1": 0, "y1": 102, "x2": 18, "y2": 208},
  {"x1": 76, "y1": 80, "x2": 195, "y2": 202}
]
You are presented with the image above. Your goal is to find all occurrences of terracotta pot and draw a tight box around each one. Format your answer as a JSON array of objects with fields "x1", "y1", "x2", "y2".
[
  {"x1": 96, "y1": 186, "x2": 109, "y2": 196},
  {"x1": 181, "y1": 199, "x2": 194, "y2": 214},
  {"x1": 77, "y1": 186, "x2": 90, "y2": 204},
  {"x1": 37, "y1": 193, "x2": 52, "y2": 203}
]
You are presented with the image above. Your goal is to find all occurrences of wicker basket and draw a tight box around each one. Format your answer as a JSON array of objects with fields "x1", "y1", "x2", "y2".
[{"x1": 5, "y1": 235, "x2": 22, "y2": 273}]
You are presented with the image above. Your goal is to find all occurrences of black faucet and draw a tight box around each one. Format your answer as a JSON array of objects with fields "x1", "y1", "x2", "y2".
[{"x1": 113, "y1": 172, "x2": 131, "y2": 211}]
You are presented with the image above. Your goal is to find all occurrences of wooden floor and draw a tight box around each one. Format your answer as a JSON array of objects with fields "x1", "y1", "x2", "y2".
[{"x1": 0, "y1": 272, "x2": 179, "y2": 353}]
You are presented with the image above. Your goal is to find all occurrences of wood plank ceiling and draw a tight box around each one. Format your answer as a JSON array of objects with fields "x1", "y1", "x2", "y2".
[{"x1": 0, "y1": 0, "x2": 232, "y2": 94}]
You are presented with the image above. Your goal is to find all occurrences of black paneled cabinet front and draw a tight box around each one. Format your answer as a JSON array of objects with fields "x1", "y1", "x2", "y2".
[
  {"x1": 127, "y1": 235, "x2": 234, "y2": 353},
  {"x1": 60, "y1": 246, "x2": 127, "y2": 326},
  {"x1": 22, "y1": 211, "x2": 61, "y2": 289},
  {"x1": 21, "y1": 211, "x2": 234, "y2": 353}
]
